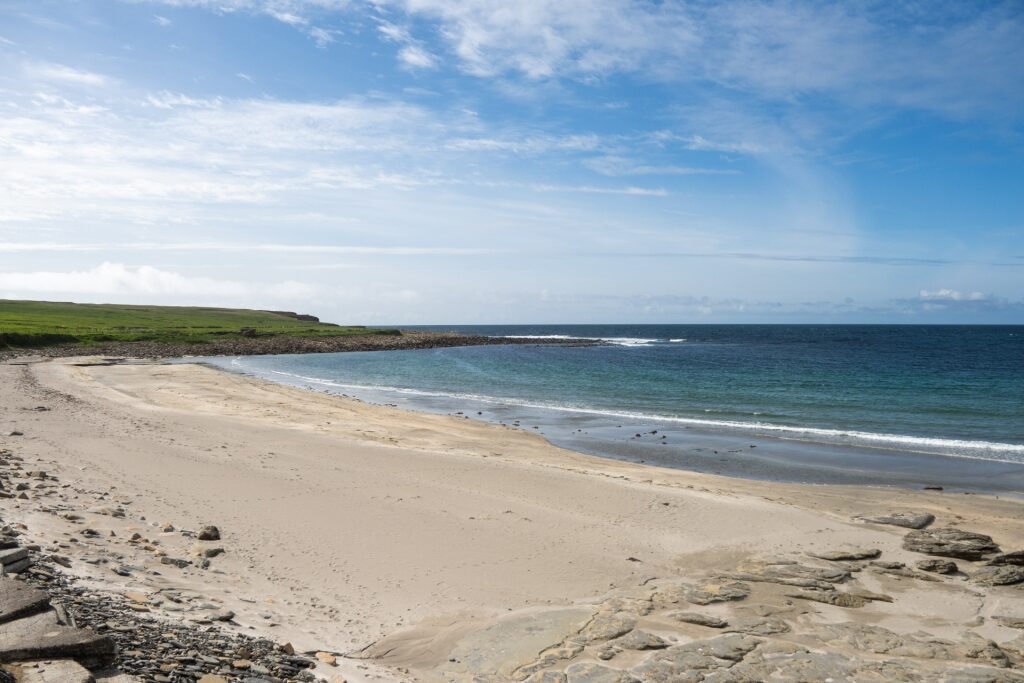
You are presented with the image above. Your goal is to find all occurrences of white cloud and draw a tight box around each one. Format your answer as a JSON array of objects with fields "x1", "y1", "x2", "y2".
[
  {"x1": 0, "y1": 262, "x2": 317, "y2": 301},
  {"x1": 24, "y1": 62, "x2": 111, "y2": 88},
  {"x1": 129, "y1": 1, "x2": 1024, "y2": 122},
  {"x1": 398, "y1": 44, "x2": 437, "y2": 69},
  {"x1": 153, "y1": 14, "x2": 172, "y2": 26},
  {"x1": 919, "y1": 288, "x2": 988, "y2": 302},
  {"x1": 0, "y1": 243, "x2": 499, "y2": 255}
]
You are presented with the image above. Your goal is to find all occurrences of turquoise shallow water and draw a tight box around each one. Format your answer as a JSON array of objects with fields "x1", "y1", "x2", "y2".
[{"x1": 199, "y1": 325, "x2": 1024, "y2": 492}]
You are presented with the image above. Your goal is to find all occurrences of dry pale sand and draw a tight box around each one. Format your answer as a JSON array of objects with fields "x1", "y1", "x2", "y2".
[{"x1": 2, "y1": 357, "x2": 1023, "y2": 682}]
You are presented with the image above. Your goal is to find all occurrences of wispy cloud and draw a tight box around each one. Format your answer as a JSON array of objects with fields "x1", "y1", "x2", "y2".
[{"x1": 24, "y1": 62, "x2": 111, "y2": 88}]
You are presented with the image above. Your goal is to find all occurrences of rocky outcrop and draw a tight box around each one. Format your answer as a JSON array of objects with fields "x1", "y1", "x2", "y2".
[
  {"x1": 903, "y1": 527, "x2": 1001, "y2": 560},
  {"x1": 1, "y1": 331, "x2": 602, "y2": 361}
]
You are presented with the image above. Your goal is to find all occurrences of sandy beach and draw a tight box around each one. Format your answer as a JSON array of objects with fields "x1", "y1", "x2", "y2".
[{"x1": 2, "y1": 357, "x2": 1023, "y2": 682}]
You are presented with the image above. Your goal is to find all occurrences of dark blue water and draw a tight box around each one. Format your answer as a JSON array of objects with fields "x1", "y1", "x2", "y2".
[{"x1": 200, "y1": 325, "x2": 1024, "y2": 492}]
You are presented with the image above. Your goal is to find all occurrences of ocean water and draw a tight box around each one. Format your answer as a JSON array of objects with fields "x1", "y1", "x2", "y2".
[{"x1": 199, "y1": 325, "x2": 1024, "y2": 492}]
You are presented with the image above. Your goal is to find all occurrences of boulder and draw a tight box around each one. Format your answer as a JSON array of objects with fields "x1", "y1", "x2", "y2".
[
  {"x1": 197, "y1": 526, "x2": 220, "y2": 541},
  {"x1": 903, "y1": 528, "x2": 1000, "y2": 560},
  {"x1": 0, "y1": 610, "x2": 115, "y2": 669},
  {"x1": 0, "y1": 579, "x2": 50, "y2": 625}
]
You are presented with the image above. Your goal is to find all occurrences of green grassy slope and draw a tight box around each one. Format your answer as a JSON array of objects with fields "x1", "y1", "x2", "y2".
[{"x1": 0, "y1": 299, "x2": 392, "y2": 348}]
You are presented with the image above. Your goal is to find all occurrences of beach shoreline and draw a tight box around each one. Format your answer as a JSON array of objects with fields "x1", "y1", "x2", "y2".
[
  {"x1": 0, "y1": 330, "x2": 599, "y2": 363},
  {"x1": 2, "y1": 357, "x2": 1023, "y2": 682},
  {"x1": 204, "y1": 352, "x2": 1024, "y2": 497}
]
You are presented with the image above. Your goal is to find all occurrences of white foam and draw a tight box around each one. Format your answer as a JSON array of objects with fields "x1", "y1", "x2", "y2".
[{"x1": 501, "y1": 335, "x2": 684, "y2": 347}]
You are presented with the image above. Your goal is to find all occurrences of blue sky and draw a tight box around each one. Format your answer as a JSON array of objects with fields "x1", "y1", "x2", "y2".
[{"x1": 0, "y1": 0, "x2": 1022, "y2": 323}]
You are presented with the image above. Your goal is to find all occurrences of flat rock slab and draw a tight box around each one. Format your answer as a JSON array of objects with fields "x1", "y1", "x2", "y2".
[
  {"x1": 631, "y1": 634, "x2": 761, "y2": 681},
  {"x1": 807, "y1": 548, "x2": 881, "y2": 562},
  {"x1": 0, "y1": 578, "x2": 50, "y2": 625},
  {"x1": 0, "y1": 610, "x2": 115, "y2": 668},
  {"x1": 565, "y1": 662, "x2": 638, "y2": 683},
  {"x1": 435, "y1": 607, "x2": 594, "y2": 680},
  {"x1": 6, "y1": 659, "x2": 94, "y2": 683},
  {"x1": 607, "y1": 630, "x2": 668, "y2": 651},
  {"x1": 724, "y1": 617, "x2": 790, "y2": 636},
  {"x1": 0, "y1": 550, "x2": 28, "y2": 568},
  {"x1": 685, "y1": 581, "x2": 750, "y2": 606},
  {"x1": 856, "y1": 511, "x2": 935, "y2": 529},
  {"x1": 785, "y1": 589, "x2": 867, "y2": 608},
  {"x1": 903, "y1": 527, "x2": 1000, "y2": 560},
  {"x1": 668, "y1": 612, "x2": 727, "y2": 628}
]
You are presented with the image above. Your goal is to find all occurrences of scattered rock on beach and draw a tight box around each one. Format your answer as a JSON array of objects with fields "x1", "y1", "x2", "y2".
[
  {"x1": 668, "y1": 612, "x2": 727, "y2": 628},
  {"x1": 724, "y1": 617, "x2": 791, "y2": 635},
  {"x1": 970, "y1": 565, "x2": 1024, "y2": 586},
  {"x1": 996, "y1": 616, "x2": 1024, "y2": 629},
  {"x1": 685, "y1": 581, "x2": 750, "y2": 605},
  {"x1": 580, "y1": 612, "x2": 636, "y2": 643},
  {"x1": 903, "y1": 527, "x2": 1000, "y2": 560},
  {"x1": 856, "y1": 511, "x2": 935, "y2": 529},
  {"x1": 988, "y1": 550, "x2": 1024, "y2": 567},
  {"x1": 916, "y1": 558, "x2": 958, "y2": 574},
  {"x1": 198, "y1": 525, "x2": 221, "y2": 541}
]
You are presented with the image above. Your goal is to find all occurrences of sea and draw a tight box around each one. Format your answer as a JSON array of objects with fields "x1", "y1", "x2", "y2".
[{"x1": 196, "y1": 325, "x2": 1024, "y2": 494}]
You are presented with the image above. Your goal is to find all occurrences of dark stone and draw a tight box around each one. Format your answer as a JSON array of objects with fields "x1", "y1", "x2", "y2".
[
  {"x1": 987, "y1": 551, "x2": 1024, "y2": 567},
  {"x1": 902, "y1": 528, "x2": 1000, "y2": 560},
  {"x1": 915, "y1": 558, "x2": 958, "y2": 574}
]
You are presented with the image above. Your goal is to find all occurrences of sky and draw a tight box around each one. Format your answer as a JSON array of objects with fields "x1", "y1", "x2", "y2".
[{"x1": 0, "y1": 0, "x2": 1022, "y2": 324}]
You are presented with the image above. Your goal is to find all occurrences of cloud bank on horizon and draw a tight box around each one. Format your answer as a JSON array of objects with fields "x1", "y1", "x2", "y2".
[{"x1": 0, "y1": 0, "x2": 1022, "y2": 323}]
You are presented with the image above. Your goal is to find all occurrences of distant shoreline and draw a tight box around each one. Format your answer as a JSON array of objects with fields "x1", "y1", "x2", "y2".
[{"x1": 0, "y1": 330, "x2": 600, "y2": 361}]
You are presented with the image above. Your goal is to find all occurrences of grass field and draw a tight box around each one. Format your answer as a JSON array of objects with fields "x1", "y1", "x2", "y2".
[{"x1": 0, "y1": 299, "x2": 392, "y2": 348}]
